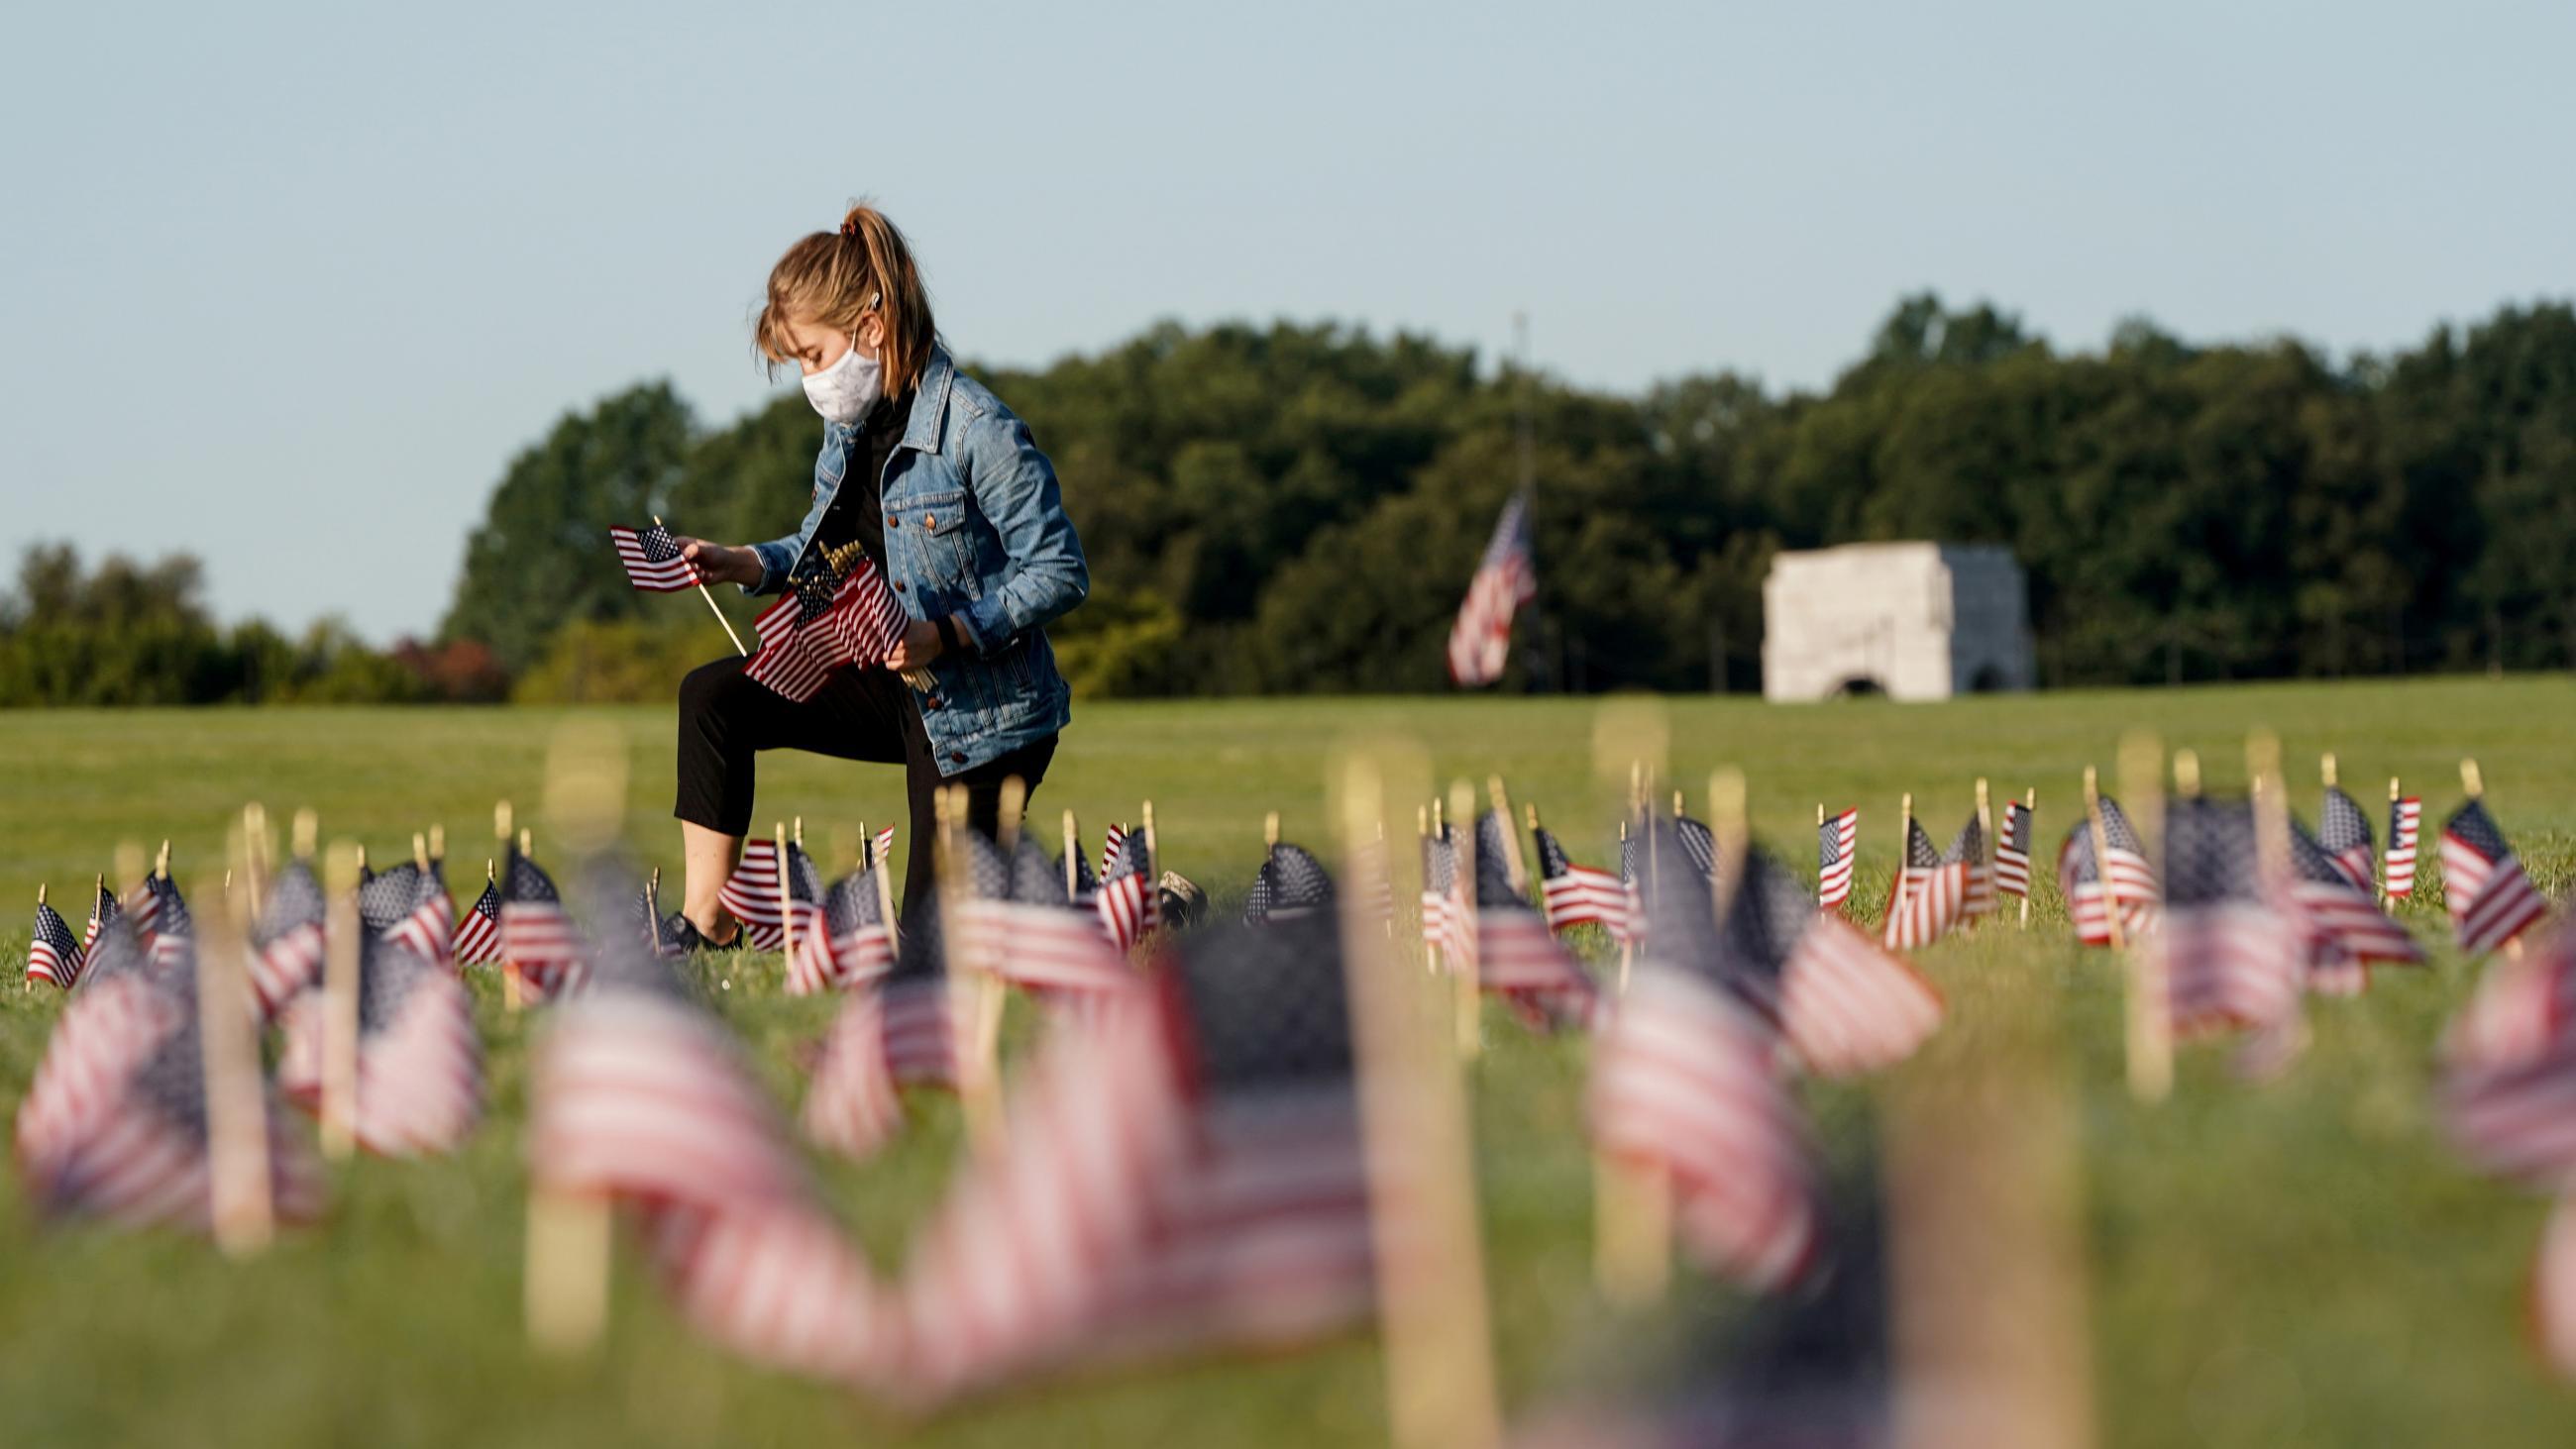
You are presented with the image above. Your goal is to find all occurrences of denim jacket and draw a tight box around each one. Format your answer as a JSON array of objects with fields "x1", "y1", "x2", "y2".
[{"x1": 747, "y1": 346, "x2": 1086, "y2": 774}]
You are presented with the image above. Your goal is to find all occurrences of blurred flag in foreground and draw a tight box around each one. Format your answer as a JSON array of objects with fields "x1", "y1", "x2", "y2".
[{"x1": 278, "y1": 934, "x2": 483, "y2": 1157}]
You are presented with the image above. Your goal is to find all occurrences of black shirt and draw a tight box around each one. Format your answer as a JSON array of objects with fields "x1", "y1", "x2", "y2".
[{"x1": 813, "y1": 387, "x2": 914, "y2": 569}]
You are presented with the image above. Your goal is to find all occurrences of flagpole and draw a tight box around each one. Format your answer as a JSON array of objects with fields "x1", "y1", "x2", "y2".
[
  {"x1": 655, "y1": 515, "x2": 749, "y2": 657},
  {"x1": 321, "y1": 841, "x2": 364, "y2": 1160},
  {"x1": 1449, "y1": 779, "x2": 1482, "y2": 1060},
  {"x1": 2115, "y1": 736, "x2": 2170, "y2": 1102},
  {"x1": 2385, "y1": 776, "x2": 2402, "y2": 908},
  {"x1": 2020, "y1": 786, "x2": 2036, "y2": 930},
  {"x1": 1887, "y1": 793, "x2": 1914, "y2": 943}
]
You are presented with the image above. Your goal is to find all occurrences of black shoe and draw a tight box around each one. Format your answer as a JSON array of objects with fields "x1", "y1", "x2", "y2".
[{"x1": 659, "y1": 912, "x2": 743, "y2": 954}]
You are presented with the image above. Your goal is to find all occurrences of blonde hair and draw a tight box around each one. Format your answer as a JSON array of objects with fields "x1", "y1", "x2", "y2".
[{"x1": 754, "y1": 203, "x2": 936, "y2": 398}]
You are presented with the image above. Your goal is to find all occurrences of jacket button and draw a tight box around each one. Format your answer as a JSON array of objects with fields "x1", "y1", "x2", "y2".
[
  {"x1": 925, "y1": 696, "x2": 943, "y2": 709},
  {"x1": 949, "y1": 752, "x2": 967, "y2": 764},
  {"x1": 893, "y1": 580, "x2": 906, "y2": 592},
  {"x1": 887, "y1": 515, "x2": 899, "y2": 528},
  {"x1": 922, "y1": 514, "x2": 936, "y2": 529}
]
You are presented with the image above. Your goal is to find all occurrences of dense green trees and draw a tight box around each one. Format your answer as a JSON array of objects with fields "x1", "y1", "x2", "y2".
[{"x1": 13, "y1": 295, "x2": 2573, "y2": 708}]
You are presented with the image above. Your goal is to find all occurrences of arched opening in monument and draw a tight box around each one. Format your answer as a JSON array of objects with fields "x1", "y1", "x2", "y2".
[
  {"x1": 1833, "y1": 675, "x2": 1886, "y2": 698},
  {"x1": 1968, "y1": 663, "x2": 2007, "y2": 693}
]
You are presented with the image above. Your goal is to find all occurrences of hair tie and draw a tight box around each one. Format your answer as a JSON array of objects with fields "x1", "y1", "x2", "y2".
[{"x1": 839, "y1": 215, "x2": 863, "y2": 239}]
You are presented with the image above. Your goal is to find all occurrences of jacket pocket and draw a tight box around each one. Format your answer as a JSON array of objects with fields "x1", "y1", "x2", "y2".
[{"x1": 896, "y1": 490, "x2": 975, "y2": 591}]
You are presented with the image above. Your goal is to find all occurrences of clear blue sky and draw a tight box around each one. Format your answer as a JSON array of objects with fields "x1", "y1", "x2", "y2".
[{"x1": 6, "y1": 1, "x2": 2570, "y2": 642}]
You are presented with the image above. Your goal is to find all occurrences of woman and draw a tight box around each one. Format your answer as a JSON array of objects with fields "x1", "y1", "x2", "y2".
[{"x1": 664, "y1": 205, "x2": 1087, "y2": 947}]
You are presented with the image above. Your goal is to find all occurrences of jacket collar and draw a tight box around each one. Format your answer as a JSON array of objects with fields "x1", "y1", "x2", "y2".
[{"x1": 901, "y1": 345, "x2": 954, "y2": 454}]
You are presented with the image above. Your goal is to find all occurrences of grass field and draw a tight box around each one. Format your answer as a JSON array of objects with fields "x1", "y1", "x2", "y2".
[{"x1": 4, "y1": 676, "x2": 2576, "y2": 1446}]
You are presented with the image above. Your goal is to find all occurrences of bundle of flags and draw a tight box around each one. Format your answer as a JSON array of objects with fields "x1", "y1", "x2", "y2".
[
  {"x1": 1445, "y1": 490, "x2": 1536, "y2": 687},
  {"x1": 746, "y1": 550, "x2": 911, "y2": 703},
  {"x1": 276, "y1": 932, "x2": 483, "y2": 1157},
  {"x1": 1588, "y1": 817, "x2": 1822, "y2": 1292}
]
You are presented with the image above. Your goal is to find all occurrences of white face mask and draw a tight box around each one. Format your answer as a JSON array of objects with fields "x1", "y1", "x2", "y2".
[{"x1": 802, "y1": 335, "x2": 884, "y2": 425}]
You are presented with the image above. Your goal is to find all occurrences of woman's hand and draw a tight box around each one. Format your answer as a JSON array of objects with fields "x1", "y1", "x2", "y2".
[
  {"x1": 674, "y1": 537, "x2": 762, "y2": 588},
  {"x1": 887, "y1": 616, "x2": 947, "y2": 672}
]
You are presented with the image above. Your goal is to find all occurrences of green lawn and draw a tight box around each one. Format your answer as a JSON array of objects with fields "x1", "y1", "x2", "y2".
[{"x1": 3, "y1": 677, "x2": 2575, "y2": 1446}]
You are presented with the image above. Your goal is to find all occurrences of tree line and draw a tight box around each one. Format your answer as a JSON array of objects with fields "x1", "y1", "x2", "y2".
[{"x1": 11, "y1": 293, "x2": 2574, "y2": 705}]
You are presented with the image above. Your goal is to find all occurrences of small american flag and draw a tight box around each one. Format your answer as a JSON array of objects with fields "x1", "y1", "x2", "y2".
[
  {"x1": 27, "y1": 895, "x2": 83, "y2": 988},
  {"x1": 787, "y1": 865, "x2": 896, "y2": 995},
  {"x1": 144, "y1": 875, "x2": 194, "y2": 972},
  {"x1": 2318, "y1": 784, "x2": 2378, "y2": 894},
  {"x1": 608, "y1": 521, "x2": 702, "y2": 591},
  {"x1": 1943, "y1": 811, "x2": 1995, "y2": 918},
  {"x1": 1064, "y1": 835, "x2": 1101, "y2": 907},
  {"x1": 903, "y1": 912, "x2": 1373, "y2": 1397},
  {"x1": 1589, "y1": 825, "x2": 1821, "y2": 1292},
  {"x1": 1533, "y1": 824, "x2": 1628, "y2": 938},
  {"x1": 1446, "y1": 490, "x2": 1536, "y2": 687},
  {"x1": 2156, "y1": 798, "x2": 2305, "y2": 1044},
  {"x1": 1816, "y1": 807, "x2": 1860, "y2": 912},
  {"x1": 1420, "y1": 823, "x2": 1457, "y2": 957},
  {"x1": 454, "y1": 873, "x2": 504, "y2": 966},
  {"x1": 1464, "y1": 813, "x2": 1597, "y2": 1029},
  {"x1": 1096, "y1": 823, "x2": 1160, "y2": 952},
  {"x1": 501, "y1": 844, "x2": 584, "y2": 1000},
  {"x1": 2442, "y1": 797, "x2": 2551, "y2": 958},
  {"x1": 872, "y1": 824, "x2": 898, "y2": 872},
  {"x1": 1243, "y1": 841, "x2": 1337, "y2": 925},
  {"x1": 277, "y1": 935, "x2": 483, "y2": 1156},
  {"x1": 2286, "y1": 817, "x2": 2424, "y2": 994},
  {"x1": 1880, "y1": 817, "x2": 1968, "y2": 951},
  {"x1": 1712, "y1": 845, "x2": 1944, "y2": 1079},
  {"x1": 747, "y1": 554, "x2": 911, "y2": 703},
  {"x1": 393, "y1": 861, "x2": 455, "y2": 965},
  {"x1": 1994, "y1": 801, "x2": 2033, "y2": 899},
  {"x1": 771, "y1": 840, "x2": 827, "y2": 981},
  {"x1": 2386, "y1": 795, "x2": 2422, "y2": 898},
  {"x1": 532, "y1": 898, "x2": 896, "y2": 1387},
  {"x1": 82, "y1": 881, "x2": 120, "y2": 958},
  {"x1": 803, "y1": 895, "x2": 969, "y2": 1163},
  {"x1": 250, "y1": 860, "x2": 329, "y2": 1014},
  {"x1": 2056, "y1": 796, "x2": 2161, "y2": 946},
  {"x1": 2438, "y1": 927, "x2": 2576, "y2": 1189},
  {"x1": 718, "y1": 839, "x2": 787, "y2": 951}
]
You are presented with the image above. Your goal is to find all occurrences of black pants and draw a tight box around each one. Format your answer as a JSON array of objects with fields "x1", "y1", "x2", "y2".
[{"x1": 675, "y1": 657, "x2": 1058, "y2": 912}]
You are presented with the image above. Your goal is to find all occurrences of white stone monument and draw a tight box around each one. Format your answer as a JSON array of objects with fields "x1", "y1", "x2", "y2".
[{"x1": 1761, "y1": 543, "x2": 2034, "y2": 701}]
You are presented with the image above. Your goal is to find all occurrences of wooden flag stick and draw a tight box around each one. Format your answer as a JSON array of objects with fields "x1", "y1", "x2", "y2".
[
  {"x1": 320, "y1": 841, "x2": 364, "y2": 1160},
  {"x1": 1141, "y1": 799, "x2": 1159, "y2": 876},
  {"x1": 199, "y1": 861, "x2": 272, "y2": 1257},
  {"x1": 292, "y1": 808, "x2": 318, "y2": 861},
  {"x1": 1062, "y1": 809, "x2": 1081, "y2": 899},
  {"x1": 977, "y1": 778, "x2": 1028, "y2": 1077},
  {"x1": 656, "y1": 514, "x2": 749, "y2": 657},
  {"x1": 773, "y1": 823, "x2": 795, "y2": 966},
  {"x1": 2020, "y1": 786, "x2": 2037, "y2": 930},
  {"x1": 157, "y1": 839, "x2": 171, "y2": 881},
  {"x1": 2462, "y1": 758, "x2": 2485, "y2": 799},
  {"x1": 1264, "y1": 810, "x2": 1281, "y2": 850},
  {"x1": 874, "y1": 842, "x2": 902, "y2": 955},
  {"x1": 1976, "y1": 777, "x2": 1995, "y2": 928},
  {"x1": 936, "y1": 787, "x2": 1005, "y2": 1154},
  {"x1": 429, "y1": 824, "x2": 444, "y2": 867},
  {"x1": 494, "y1": 801, "x2": 520, "y2": 1011},
  {"x1": 1888, "y1": 792, "x2": 1915, "y2": 936},
  {"x1": 2321, "y1": 752, "x2": 2339, "y2": 789},
  {"x1": 1485, "y1": 776, "x2": 1529, "y2": 900},
  {"x1": 1449, "y1": 779, "x2": 1483, "y2": 1060},
  {"x1": 1333, "y1": 744, "x2": 1502, "y2": 1449},
  {"x1": 2116, "y1": 735, "x2": 2170, "y2": 1102},
  {"x1": 2082, "y1": 769, "x2": 2125, "y2": 952},
  {"x1": 1615, "y1": 820, "x2": 1634, "y2": 991},
  {"x1": 240, "y1": 803, "x2": 269, "y2": 910},
  {"x1": 412, "y1": 832, "x2": 430, "y2": 873},
  {"x1": 2386, "y1": 776, "x2": 2403, "y2": 908}
]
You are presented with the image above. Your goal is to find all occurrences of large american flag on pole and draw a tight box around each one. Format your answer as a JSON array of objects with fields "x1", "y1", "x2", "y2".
[
  {"x1": 1588, "y1": 819, "x2": 1822, "y2": 1291},
  {"x1": 530, "y1": 877, "x2": 898, "y2": 1389},
  {"x1": 608, "y1": 521, "x2": 702, "y2": 591},
  {"x1": 902, "y1": 912, "x2": 1374, "y2": 1397},
  {"x1": 1816, "y1": 807, "x2": 1859, "y2": 912},
  {"x1": 1446, "y1": 491, "x2": 1536, "y2": 687},
  {"x1": 2442, "y1": 797, "x2": 2552, "y2": 958},
  {"x1": 2386, "y1": 794, "x2": 2422, "y2": 899}
]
